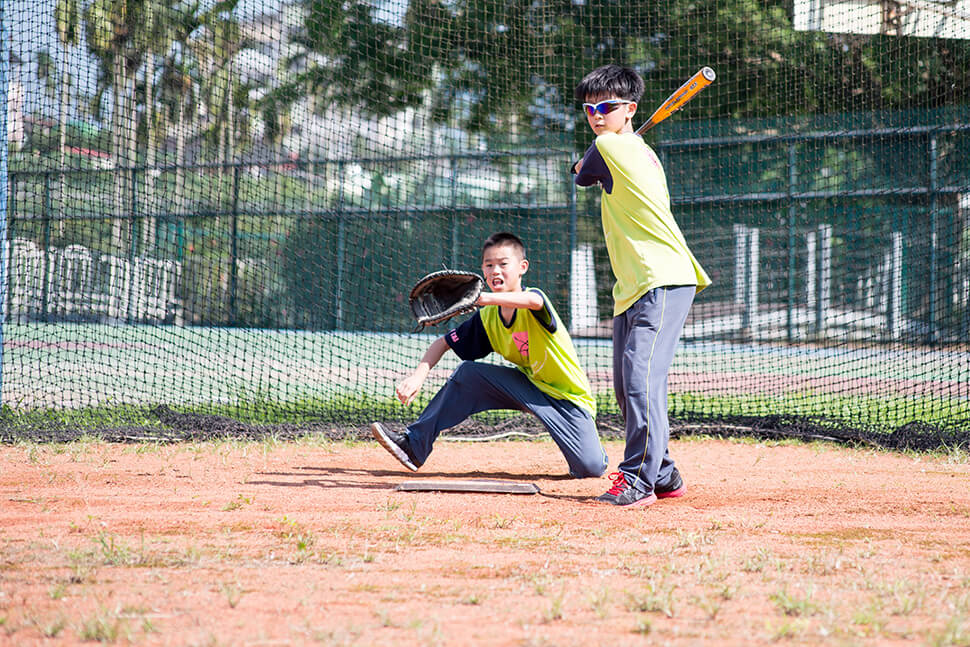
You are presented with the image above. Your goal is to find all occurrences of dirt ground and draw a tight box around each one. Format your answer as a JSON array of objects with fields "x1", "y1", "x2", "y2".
[{"x1": 2, "y1": 434, "x2": 970, "y2": 646}]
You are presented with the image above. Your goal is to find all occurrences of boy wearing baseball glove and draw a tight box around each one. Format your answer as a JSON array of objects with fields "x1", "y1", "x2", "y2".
[{"x1": 372, "y1": 232, "x2": 608, "y2": 479}]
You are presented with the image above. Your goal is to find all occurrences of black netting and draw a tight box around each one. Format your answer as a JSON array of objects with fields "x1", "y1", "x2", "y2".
[{"x1": 2, "y1": 0, "x2": 968, "y2": 447}]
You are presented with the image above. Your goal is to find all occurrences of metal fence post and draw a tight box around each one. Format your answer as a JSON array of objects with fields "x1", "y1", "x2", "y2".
[
  {"x1": 962, "y1": 194, "x2": 970, "y2": 342},
  {"x1": 126, "y1": 167, "x2": 138, "y2": 323},
  {"x1": 888, "y1": 232, "x2": 903, "y2": 339},
  {"x1": 787, "y1": 143, "x2": 797, "y2": 343},
  {"x1": 816, "y1": 224, "x2": 832, "y2": 335},
  {"x1": 3, "y1": 175, "x2": 13, "y2": 324},
  {"x1": 806, "y1": 229, "x2": 816, "y2": 331},
  {"x1": 0, "y1": 3, "x2": 7, "y2": 408},
  {"x1": 229, "y1": 164, "x2": 240, "y2": 326},
  {"x1": 928, "y1": 134, "x2": 939, "y2": 344},
  {"x1": 335, "y1": 161, "x2": 345, "y2": 331},
  {"x1": 734, "y1": 224, "x2": 759, "y2": 339},
  {"x1": 41, "y1": 174, "x2": 52, "y2": 322},
  {"x1": 450, "y1": 154, "x2": 458, "y2": 268},
  {"x1": 569, "y1": 164, "x2": 578, "y2": 331}
]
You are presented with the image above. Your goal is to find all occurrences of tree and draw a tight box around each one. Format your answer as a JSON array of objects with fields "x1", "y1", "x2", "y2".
[
  {"x1": 136, "y1": 0, "x2": 180, "y2": 250},
  {"x1": 183, "y1": 1, "x2": 243, "y2": 164},
  {"x1": 278, "y1": 0, "x2": 970, "y2": 153},
  {"x1": 261, "y1": 0, "x2": 436, "y2": 143},
  {"x1": 55, "y1": 0, "x2": 80, "y2": 176},
  {"x1": 85, "y1": 0, "x2": 146, "y2": 254}
]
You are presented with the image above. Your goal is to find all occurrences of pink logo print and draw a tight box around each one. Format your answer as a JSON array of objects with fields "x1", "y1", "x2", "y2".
[
  {"x1": 512, "y1": 332, "x2": 529, "y2": 359},
  {"x1": 450, "y1": 330, "x2": 459, "y2": 343}
]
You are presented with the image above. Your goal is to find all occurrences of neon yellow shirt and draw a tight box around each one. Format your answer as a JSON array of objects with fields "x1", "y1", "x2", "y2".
[
  {"x1": 576, "y1": 131, "x2": 711, "y2": 316},
  {"x1": 478, "y1": 289, "x2": 596, "y2": 417}
]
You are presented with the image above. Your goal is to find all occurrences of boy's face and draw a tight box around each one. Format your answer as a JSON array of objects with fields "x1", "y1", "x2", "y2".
[
  {"x1": 481, "y1": 243, "x2": 528, "y2": 293},
  {"x1": 583, "y1": 93, "x2": 637, "y2": 136}
]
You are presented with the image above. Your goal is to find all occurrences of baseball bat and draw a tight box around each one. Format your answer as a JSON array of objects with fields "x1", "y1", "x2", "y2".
[
  {"x1": 572, "y1": 67, "x2": 716, "y2": 174},
  {"x1": 635, "y1": 66, "x2": 716, "y2": 135}
]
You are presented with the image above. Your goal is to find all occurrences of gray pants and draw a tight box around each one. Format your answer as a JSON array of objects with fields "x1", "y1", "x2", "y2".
[
  {"x1": 613, "y1": 286, "x2": 695, "y2": 493},
  {"x1": 407, "y1": 361, "x2": 608, "y2": 478}
]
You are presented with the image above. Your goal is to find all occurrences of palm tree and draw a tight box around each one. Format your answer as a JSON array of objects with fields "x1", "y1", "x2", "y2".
[
  {"x1": 84, "y1": 0, "x2": 187, "y2": 255},
  {"x1": 136, "y1": 0, "x2": 180, "y2": 251},
  {"x1": 84, "y1": 0, "x2": 143, "y2": 255},
  {"x1": 55, "y1": 0, "x2": 80, "y2": 237},
  {"x1": 186, "y1": 3, "x2": 242, "y2": 168},
  {"x1": 156, "y1": 5, "x2": 202, "y2": 239},
  {"x1": 155, "y1": 1, "x2": 238, "y2": 236}
]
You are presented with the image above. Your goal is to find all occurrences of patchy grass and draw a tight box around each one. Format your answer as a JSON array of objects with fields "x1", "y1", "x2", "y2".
[{"x1": 2, "y1": 437, "x2": 969, "y2": 645}]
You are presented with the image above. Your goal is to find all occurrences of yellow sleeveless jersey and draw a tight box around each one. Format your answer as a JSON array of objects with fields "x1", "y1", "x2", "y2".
[
  {"x1": 478, "y1": 289, "x2": 596, "y2": 417},
  {"x1": 576, "y1": 131, "x2": 711, "y2": 316}
]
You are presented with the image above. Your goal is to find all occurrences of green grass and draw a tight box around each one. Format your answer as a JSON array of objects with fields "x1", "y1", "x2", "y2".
[
  {"x1": 1, "y1": 387, "x2": 967, "y2": 449},
  {"x1": 669, "y1": 391, "x2": 970, "y2": 437}
]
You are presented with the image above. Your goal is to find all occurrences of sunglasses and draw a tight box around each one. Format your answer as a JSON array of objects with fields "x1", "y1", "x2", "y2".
[{"x1": 582, "y1": 99, "x2": 633, "y2": 117}]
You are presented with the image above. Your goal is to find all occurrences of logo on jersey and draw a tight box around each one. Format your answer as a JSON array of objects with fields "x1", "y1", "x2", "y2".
[{"x1": 512, "y1": 331, "x2": 529, "y2": 360}]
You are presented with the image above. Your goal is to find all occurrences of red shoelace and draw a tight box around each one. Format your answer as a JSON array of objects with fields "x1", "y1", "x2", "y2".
[{"x1": 604, "y1": 471, "x2": 628, "y2": 495}]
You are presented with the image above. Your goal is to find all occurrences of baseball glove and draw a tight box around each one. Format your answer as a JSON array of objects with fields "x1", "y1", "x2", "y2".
[{"x1": 409, "y1": 270, "x2": 485, "y2": 328}]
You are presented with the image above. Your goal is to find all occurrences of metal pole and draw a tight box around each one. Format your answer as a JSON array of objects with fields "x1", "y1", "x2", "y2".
[
  {"x1": 335, "y1": 161, "x2": 345, "y2": 331},
  {"x1": 888, "y1": 232, "x2": 903, "y2": 340},
  {"x1": 3, "y1": 175, "x2": 12, "y2": 323},
  {"x1": 126, "y1": 168, "x2": 137, "y2": 323},
  {"x1": 748, "y1": 228, "x2": 760, "y2": 339},
  {"x1": 928, "y1": 135, "x2": 939, "y2": 344},
  {"x1": 817, "y1": 224, "x2": 832, "y2": 335},
  {"x1": 450, "y1": 154, "x2": 458, "y2": 268},
  {"x1": 787, "y1": 143, "x2": 797, "y2": 343},
  {"x1": 568, "y1": 164, "x2": 578, "y2": 331},
  {"x1": 0, "y1": 4, "x2": 8, "y2": 407},
  {"x1": 963, "y1": 194, "x2": 970, "y2": 342},
  {"x1": 41, "y1": 175, "x2": 52, "y2": 322},
  {"x1": 806, "y1": 230, "x2": 817, "y2": 332},
  {"x1": 228, "y1": 164, "x2": 240, "y2": 326}
]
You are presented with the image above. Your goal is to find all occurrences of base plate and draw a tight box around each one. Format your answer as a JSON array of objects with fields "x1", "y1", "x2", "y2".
[{"x1": 395, "y1": 480, "x2": 540, "y2": 495}]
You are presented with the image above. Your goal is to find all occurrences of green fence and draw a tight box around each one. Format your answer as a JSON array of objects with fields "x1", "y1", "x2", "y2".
[{"x1": 2, "y1": 0, "x2": 969, "y2": 442}]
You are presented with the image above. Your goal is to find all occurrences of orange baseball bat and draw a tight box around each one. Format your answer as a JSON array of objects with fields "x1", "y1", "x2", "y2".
[{"x1": 635, "y1": 66, "x2": 716, "y2": 135}]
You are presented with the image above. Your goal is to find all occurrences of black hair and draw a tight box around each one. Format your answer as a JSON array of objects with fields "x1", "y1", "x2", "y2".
[
  {"x1": 574, "y1": 64, "x2": 645, "y2": 103},
  {"x1": 482, "y1": 232, "x2": 526, "y2": 259}
]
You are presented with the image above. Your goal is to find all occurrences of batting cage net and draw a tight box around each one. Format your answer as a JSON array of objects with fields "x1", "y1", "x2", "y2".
[{"x1": 1, "y1": 0, "x2": 968, "y2": 447}]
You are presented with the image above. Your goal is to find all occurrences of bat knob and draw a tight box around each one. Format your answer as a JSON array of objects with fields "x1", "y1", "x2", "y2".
[{"x1": 702, "y1": 66, "x2": 716, "y2": 82}]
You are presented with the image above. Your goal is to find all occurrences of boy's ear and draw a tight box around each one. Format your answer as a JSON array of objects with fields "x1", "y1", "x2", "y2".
[{"x1": 520, "y1": 258, "x2": 529, "y2": 274}]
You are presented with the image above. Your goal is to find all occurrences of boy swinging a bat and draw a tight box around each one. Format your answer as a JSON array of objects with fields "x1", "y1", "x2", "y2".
[
  {"x1": 372, "y1": 232, "x2": 608, "y2": 479},
  {"x1": 573, "y1": 64, "x2": 711, "y2": 507}
]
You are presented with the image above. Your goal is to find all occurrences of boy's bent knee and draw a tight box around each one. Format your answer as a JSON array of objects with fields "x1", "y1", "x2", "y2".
[{"x1": 570, "y1": 454, "x2": 609, "y2": 479}]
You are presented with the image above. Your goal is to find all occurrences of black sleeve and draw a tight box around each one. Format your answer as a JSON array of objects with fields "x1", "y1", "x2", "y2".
[
  {"x1": 527, "y1": 289, "x2": 557, "y2": 334},
  {"x1": 444, "y1": 311, "x2": 492, "y2": 360},
  {"x1": 573, "y1": 142, "x2": 613, "y2": 193}
]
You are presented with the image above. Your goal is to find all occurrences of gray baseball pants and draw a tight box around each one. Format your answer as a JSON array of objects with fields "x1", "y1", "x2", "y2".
[
  {"x1": 406, "y1": 361, "x2": 608, "y2": 478},
  {"x1": 613, "y1": 285, "x2": 695, "y2": 493}
]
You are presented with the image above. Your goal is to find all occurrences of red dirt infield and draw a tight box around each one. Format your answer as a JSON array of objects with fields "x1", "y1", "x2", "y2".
[{"x1": 2, "y1": 435, "x2": 969, "y2": 645}]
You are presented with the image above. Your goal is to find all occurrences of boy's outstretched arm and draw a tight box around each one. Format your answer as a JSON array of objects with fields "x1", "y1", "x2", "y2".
[
  {"x1": 477, "y1": 291, "x2": 544, "y2": 310},
  {"x1": 396, "y1": 336, "x2": 451, "y2": 406}
]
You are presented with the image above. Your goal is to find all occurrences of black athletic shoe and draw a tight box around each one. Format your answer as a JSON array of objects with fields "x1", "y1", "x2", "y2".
[
  {"x1": 595, "y1": 472, "x2": 657, "y2": 507},
  {"x1": 656, "y1": 467, "x2": 686, "y2": 499},
  {"x1": 371, "y1": 422, "x2": 422, "y2": 472}
]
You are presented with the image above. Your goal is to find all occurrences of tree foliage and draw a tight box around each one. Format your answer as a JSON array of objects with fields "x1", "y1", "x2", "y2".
[{"x1": 281, "y1": 0, "x2": 970, "y2": 148}]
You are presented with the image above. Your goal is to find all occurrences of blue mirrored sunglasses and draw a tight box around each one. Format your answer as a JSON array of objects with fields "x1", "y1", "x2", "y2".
[{"x1": 582, "y1": 99, "x2": 633, "y2": 117}]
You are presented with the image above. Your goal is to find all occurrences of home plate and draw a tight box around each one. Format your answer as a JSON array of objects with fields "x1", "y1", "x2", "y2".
[{"x1": 395, "y1": 480, "x2": 540, "y2": 495}]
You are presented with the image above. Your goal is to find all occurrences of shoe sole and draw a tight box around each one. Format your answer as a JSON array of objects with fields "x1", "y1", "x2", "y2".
[
  {"x1": 619, "y1": 493, "x2": 658, "y2": 508},
  {"x1": 595, "y1": 492, "x2": 659, "y2": 507},
  {"x1": 370, "y1": 423, "x2": 418, "y2": 472},
  {"x1": 656, "y1": 485, "x2": 686, "y2": 499}
]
